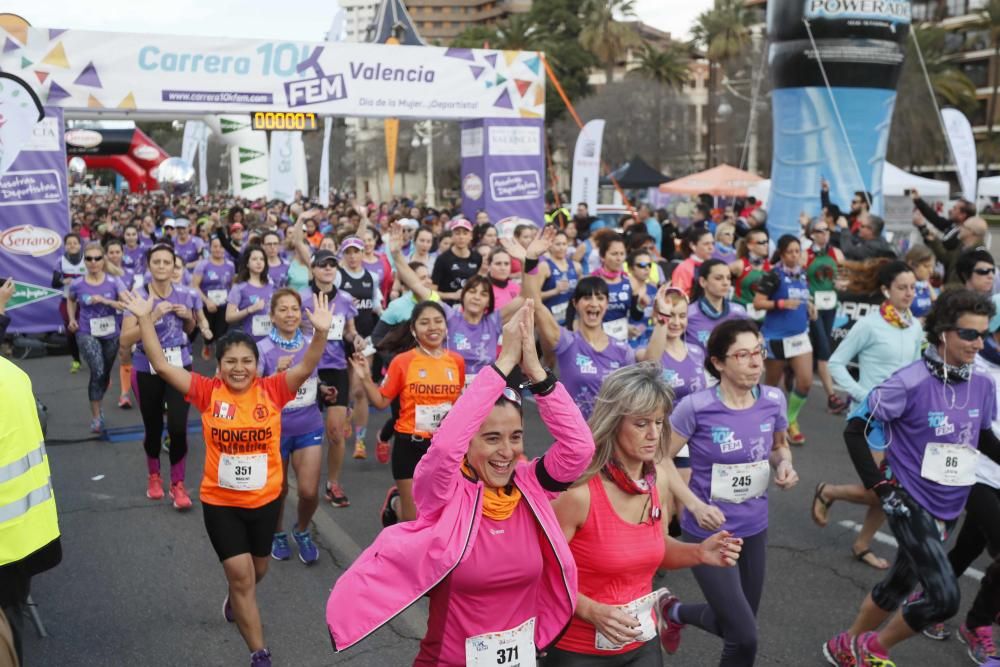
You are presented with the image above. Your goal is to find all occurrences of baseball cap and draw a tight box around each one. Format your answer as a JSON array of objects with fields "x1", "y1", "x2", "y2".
[
  {"x1": 398, "y1": 218, "x2": 419, "y2": 231},
  {"x1": 229, "y1": 222, "x2": 245, "y2": 232},
  {"x1": 339, "y1": 236, "x2": 364, "y2": 255},
  {"x1": 174, "y1": 217, "x2": 191, "y2": 228},
  {"x1": 448, "y1": 218, "x2": 473, "y2": 232},
  {"x1": 163, "y1": 219, "x2": 177, "y2": 228},
  {"x1": 312, "y1": 249, "x2": 337, "y2": 267}
]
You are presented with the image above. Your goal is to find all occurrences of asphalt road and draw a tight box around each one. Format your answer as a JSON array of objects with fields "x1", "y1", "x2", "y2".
[{"x1": 12, "y1": 352, "x2": 995, "y2": 666}]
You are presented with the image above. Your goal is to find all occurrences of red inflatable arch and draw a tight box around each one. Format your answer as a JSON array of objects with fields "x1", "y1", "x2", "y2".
[{"x1": 66, "y1": 126, "x2": 167, "y2": 192}]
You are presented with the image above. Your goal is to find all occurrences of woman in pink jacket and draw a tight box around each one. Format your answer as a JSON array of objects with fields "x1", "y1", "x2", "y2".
[{"x1": 327, "y1": 302, "x2": 595, "y2": 665}]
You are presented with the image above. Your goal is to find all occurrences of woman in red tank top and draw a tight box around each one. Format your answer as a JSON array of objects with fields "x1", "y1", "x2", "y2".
[{"x1": 546, "y1": 363, "x2": 742, "y2": 666}]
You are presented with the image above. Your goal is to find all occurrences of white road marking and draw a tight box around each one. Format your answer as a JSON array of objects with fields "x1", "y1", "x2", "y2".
[{"x1": 837, "y1": 520, "x2": 984, "y2": 581}]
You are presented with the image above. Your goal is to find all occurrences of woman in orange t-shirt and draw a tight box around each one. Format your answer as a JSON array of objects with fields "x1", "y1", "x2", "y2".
[
  {"x1": 350, "y1": 301, "x2": 464, "y2": 525},
  {"x1": 120, "y1": 289, "x2": 333, "y2": 667}
]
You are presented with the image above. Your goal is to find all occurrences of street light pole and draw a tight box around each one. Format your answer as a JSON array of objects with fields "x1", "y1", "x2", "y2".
[{"x1": 425, "y1": 131, "x2": 436, "y2": 208}]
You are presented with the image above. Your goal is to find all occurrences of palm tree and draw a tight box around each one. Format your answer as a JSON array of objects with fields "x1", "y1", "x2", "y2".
[
  {"x1": 691, "y1": 0, "x2": 752, "y2": 166},
  {"x1": 495, "y1": 14, "x2": 539, "y2": 50},
  {"x1": 974, "y1": 0, "x2": 1000, "y2": 141},
  {"x1": 579, "y1": 0, "x2": 641, "y2": 85},
  {"x1": 629, "y1": 42, "x2": 691, "y2": 89}
]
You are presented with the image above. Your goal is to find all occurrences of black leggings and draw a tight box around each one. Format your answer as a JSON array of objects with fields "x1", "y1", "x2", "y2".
[
  {"x1": 872, "y1": 490, "x2": 959, "y2": 631},
  {"x1": 59, "y1": 299, "x2": 80, "y2": 363},
  {"x1": 678, "y1": 529, "x2": 767, "y2": 667},
  {"x1": 76, "y1": 333, "x2": 119, "y2": 402},
  {"x1": 204, "y1": 304, "x2": 228, "y2": 343},
  {"x1": 542, "y1": 639, "x2": 661, "y2": 666},
  {"x1": 947, "y1": 483, "x2": 1000, "y2": 628},
  {"x1": 135, "y1": 370, "x2": 191, "y2": 465}
]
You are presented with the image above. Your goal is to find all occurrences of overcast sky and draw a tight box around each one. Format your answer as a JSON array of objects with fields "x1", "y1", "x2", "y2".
[{"x1": 4, "y1": 0, "x2": 713, "y2": 42}]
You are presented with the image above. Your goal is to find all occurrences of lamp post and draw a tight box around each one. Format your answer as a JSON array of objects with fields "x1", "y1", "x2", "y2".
[{"x1": 412, "y1": 120, "x2": 442, "y2": 207}]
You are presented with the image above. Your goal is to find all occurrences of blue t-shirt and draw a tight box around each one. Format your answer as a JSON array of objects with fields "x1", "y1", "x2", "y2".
[
  {"x1": 542, "y1": 258, "x2": 579, "y2": 325},
  {"x1": 761, "y1": 264, "x2": 810, "y2": 341}
]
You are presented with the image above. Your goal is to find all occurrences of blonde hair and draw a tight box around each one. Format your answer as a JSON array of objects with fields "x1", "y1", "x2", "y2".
[
  {"x1": 715, "y1": 222, "x2": 736, "y2": 239},
  {"x1": 577, "y1": 362, "x2": 674, "y2": 485}
]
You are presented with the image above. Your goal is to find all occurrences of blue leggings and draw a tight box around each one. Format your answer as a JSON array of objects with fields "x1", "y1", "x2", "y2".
[
  {"x1": 76, "y1": 333, "x2": 119, "y2": 402},
  {"x1": 677, "y1": 529, "x2": 767, "y2": 667}
]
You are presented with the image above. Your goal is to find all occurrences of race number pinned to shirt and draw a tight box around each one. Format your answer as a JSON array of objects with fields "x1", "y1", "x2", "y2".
[
  {"x1": 286, "y1": 376, "x2": 318, "y2": 411},
  {"x1": 218, "y1": 453, "x2": 267, "y2": 491},
  {"x1": 415, "y1": 402, "x2": 452, "y2": 434},
  {"x1": 603, "y1": 317, "x2": 628, "y2": 342},
  {"x1": 710, "y1": 460, "x2": 770, "y2": 504},
  {"x1": 551, "y1": 302, "x2": 568, "y2": 322},
  {"x1": 207, "y1": 289, "x2": 228, "y2": 306},
  {"x1": 251, "y1": 314, "x2": 272, "y2": 337},
  {"x1": 327, "y1": 315, "x2": 346, "y2": 341},
  {"x1": 814, "y1": 291, "x2": 837, "y2": 311},
  {"x1": 595, "y1": 589, "x2": 666, "y2": 650},
  {"x1": 921, "y1": 443, "x2": 979, "y2": 487},
  {"x1": 150, "y1": 346, "x2": 183, "y2": 375},
  {"x1": 465, "y1": 617, "x2": 535, "y2": 667},
  {"x1": 90, "y1": 316, "x2": 116, "y2": 338},
  {"x1": 782, "y1": 332, "x2": 812, "y2": 359}
]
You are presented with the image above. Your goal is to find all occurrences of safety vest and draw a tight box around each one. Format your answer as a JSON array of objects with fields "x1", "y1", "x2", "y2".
[
  {"x1": 544, "y1": 207, "x2": 570, "y2": 225},
  {"x1": 0, "y1": 357, "x2": 59, "y2": 567}
]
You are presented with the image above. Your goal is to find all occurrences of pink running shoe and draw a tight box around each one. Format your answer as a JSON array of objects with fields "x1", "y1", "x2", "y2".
[
  {"x1": 853, "y1": 632, "x2": 895, "y2": 666},
  {"x1": 822, "y1": 631, "x2": 857, "y2": 667},
  {"x1": 169, "y1": 481, "x2": 193, "y2": 511},
  {"x1": 656, "y1": 594, "x2": 685, "y2": 655},
  {"x1": 146, "y1": 473, "x2": 164, "y2": 500},
  {"x1": 959, "y1": 623, "x2": 997, "y2": 664}
]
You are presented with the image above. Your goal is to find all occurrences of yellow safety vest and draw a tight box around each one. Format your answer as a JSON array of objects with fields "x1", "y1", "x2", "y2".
[{"x1": 0, "y1": 357, "x2": 59, "y2": 567}]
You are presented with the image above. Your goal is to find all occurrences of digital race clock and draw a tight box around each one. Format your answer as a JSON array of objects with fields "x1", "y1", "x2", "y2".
[{"x1": 251, "y1": 111, "x2": 320, "y2": 131}]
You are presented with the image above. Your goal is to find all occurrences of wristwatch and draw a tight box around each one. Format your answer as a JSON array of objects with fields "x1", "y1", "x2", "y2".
[{"x1": 521, "y1": 369, "x2": 557, "y2": 396}]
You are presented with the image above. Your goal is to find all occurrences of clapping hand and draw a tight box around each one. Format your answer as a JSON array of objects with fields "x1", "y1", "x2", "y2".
[
  {"x1": 518, "y1": 303, "x2": 546, "y2": 381},
  {"x1": 120, "y1": 290, "x2": 156, "y2": 318}
]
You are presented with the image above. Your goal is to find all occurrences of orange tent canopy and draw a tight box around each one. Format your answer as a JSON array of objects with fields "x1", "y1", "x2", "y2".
[{"x1": 658, "y1": 164, "x2": 763, "y2": 197}]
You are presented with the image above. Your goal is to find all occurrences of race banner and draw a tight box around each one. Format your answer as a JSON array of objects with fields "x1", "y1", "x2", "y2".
[
  {"x1": 570, "y1": 119, "x2": 605, "y2": 214},
  {"x1": 0, "y1": 107, "x2": 70, "y2": 333},
  {"x1": 941, "y1": 108, "x2": 977, "y2": 201},
  {"x1": 460, "y1": 118, "x2": 545, "y2": 226},
  {"x1": 0, "y1": 27, "x2": 545, "y2": 120}
]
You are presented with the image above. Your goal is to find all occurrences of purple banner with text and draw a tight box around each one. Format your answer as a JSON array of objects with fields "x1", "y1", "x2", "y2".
[
  {"x1": 460, "y1": 118, "x2": 545, "y2": 231},
  {"x1": 0, "y1": 107, "x2": 70, "y2": 333}
]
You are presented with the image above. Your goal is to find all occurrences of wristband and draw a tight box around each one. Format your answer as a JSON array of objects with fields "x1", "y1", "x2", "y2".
[
  {"x1": 524, "y1": 257, "x2": 540, "y2": 274},
  {"x1": 490, "y1": 362, "x2": 510, "y2": 381},
  {"x1": 521, "y1": 369, "x2": 557, "y2": 396}
]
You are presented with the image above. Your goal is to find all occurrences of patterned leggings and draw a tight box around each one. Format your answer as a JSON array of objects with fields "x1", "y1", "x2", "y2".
[{"x1": 76, "y1": 333, "x2": 119, "y2": 402}]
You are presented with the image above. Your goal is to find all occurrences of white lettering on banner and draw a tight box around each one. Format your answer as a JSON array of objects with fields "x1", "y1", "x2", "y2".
[
  {"x1": 0, "y1": 172, "x2": 64, "y2": 207},
  {"x1": 461, "y1": 127, "x2": 484, "y2": 158},
  {"x1": 488, "y1": 126, "x2": 542, "y2": 156},
  {"x1": 805, "y1": 0, "x2": 911, "y2": 21},
  {"x1": 5, "y1": 28, "x2": 546, "y2": 120},
  {"x1": 489, "y1": 171, "x2": 542, "y2": 202}
]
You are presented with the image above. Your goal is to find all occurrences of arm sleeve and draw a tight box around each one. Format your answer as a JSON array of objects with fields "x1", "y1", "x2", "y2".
[
  {"x1": 184, "y1": 373, "x2": 214, "y2": 412},
  {"x1": 867, "y1": 373, "x2": 909, "y2": 423},
  {"x1": 534, "y1": 379, "x2": 597, "y2": 498},
  {"x1": 828, "y1": 319, "x2": 871, "y2": 403},
  {"x1": 370, "y1": 318, "x2": 392, "y2": 345}
]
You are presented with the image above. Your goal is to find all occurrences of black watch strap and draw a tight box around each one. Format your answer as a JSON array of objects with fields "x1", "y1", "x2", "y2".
[{"x1": 521, "y1": 369, "x2": 557, "y2": 396}]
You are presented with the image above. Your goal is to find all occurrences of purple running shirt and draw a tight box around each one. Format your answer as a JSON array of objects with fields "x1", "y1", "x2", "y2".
[
  {"x1": 555, "y1": 329, "x2": 635, "y2": 419},
  {"x1": 132, "y1": 285, "x2": 199, "y2": 373},
  {"x1": 69, "y1": 275, "x2": 127, "y2": 337},
  {"x1": 258, "y1": 337, "x2": 324, "y2": 437},
  {"x1": 442, "y1": 304, "x2": 502, "y2": 375},
  {"x1": 660, "y1": 344, "x2": 708, "y2": 403}
]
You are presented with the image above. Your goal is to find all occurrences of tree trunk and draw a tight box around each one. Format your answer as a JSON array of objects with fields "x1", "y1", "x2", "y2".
[{"x1": 605, "y1": 60, "x2": 615, "y2": 86}]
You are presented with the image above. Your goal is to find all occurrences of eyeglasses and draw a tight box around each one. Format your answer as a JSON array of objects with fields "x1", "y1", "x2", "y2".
[
  {"x1": 812, "y1": 227, "x2": 830, "y2": 233},
  {"x1": 726, "y1": 345, "x2": 767, "y2": 362},
  {"x1": 951, "y1": 327, "x2": 991, "y2": 342},
  {"x1": 84, "y1": 255, "x2": 104, "y2": 262},
  {"x1": 973, "y1": 267, "x2": 996, "y2": 276},
  {"x1": 501, "y1": 386, "x2": 523, "y2": 406},
  {"x1": 749, "y1": 239, "x2": 768, "y2": 246},
  {"x1": 634, "y1": 262, "x2": 651, "y2": 269}
]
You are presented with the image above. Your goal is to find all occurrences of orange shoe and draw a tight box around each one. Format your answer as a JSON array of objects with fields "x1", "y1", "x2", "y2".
[
  {"x1": 353, "y1": 441, "x2": 367, "y2": 459},
  {"x1": 169, "y1": 481, "x2": 192, "y2": 511},
  {"x1": 146, "y1": 473, "x2": 164, "y2": 500},
  {"x1": 788, "y1": 423, "x2": 806, "y2": 446},
  {"x1": 375, "y1": 439, "x2": 390, "y2": 464}
]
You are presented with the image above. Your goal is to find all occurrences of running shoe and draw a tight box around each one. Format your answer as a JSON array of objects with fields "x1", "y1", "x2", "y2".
[
  {"x1": 823, "y1": 631, "x2": 857, "y2": 667},
  {"x1": 250, "y1": 648, "x2": 272, "y2": 667},
  {"x1": 70, "y1": 360, "x2": 81, "y2": 374},
  {"x1": 353, "y1": 441, "x2": 367, "y2": 459},
  {"x1": 853, "y1": 632, "x2": 895, "y2": 667},
  {"x1": 959, "y1": 623, "x2": 997, "y2": 664},
  {"x1": 381, "y1": 486, "x2": 400, "y2": 527},
  {"x1": 922, "y1": 622, "x2": 951, "y2": 640},
  {"x1": 271, "y1": 532, "x2": 291, "y2": 561},
  {"x1": 828, "y1": 394, "x2": 848, "y2": 414},
  {"x1": 656, "y1": 594, "x2": 685, "y2": 654},
  {"x1": 90, "y1": 416, "x2": 104, "y2": 434},
  {"x1": 293, "y1": 529, "x2": 319, "y2": 565},
  {"x1": 222, "y1": 594, "x2": 234, "y2": 623},
  {"x1": 325, "y1": 481, "x2": 350, "y2": 508},
  {"x1": 169, "y1": 481, "x2": 192, "y2": 511},
  {"x1": 146, "y1": 473, "x2": 164, "y2": 500},
  {"x1": 788, "y1": 422, "x2": 806, "y2": 446},
  {"x1": 375, "y1": 438, "x2": 390, "y2": 464},
  {"x1": 118, "y1": 394, "x2": 132, "y2": 409}
]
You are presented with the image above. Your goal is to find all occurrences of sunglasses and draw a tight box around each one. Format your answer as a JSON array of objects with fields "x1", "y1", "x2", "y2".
[
  {"x1": 84, "y1": 255, "x2": 104, "y2": 262},
  {"x1": 951, "y1": 327, "x2": 991, "y2": 342},
  {"x1": 633, "y1": 262, "x2": 652, "y2": 269},
  {"x1": 812, "y1": 227, "x2": 830, "y2": 233},
  {"x1": 314, "y1": 260, "x2": 337, "y2": 269},
  {"x1": 973, "y1": 267, "x2": 996, "y2": 276},
  {"x1": 501, "y1": 386, "x2": 523, "y2": 405}
]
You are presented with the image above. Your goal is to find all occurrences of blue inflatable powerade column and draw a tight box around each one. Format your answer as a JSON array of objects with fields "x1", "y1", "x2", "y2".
[{"x1": 767, "y1": 0, "x2": 911, "y2": 238}]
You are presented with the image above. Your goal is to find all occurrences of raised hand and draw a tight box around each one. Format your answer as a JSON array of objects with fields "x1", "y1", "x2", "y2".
[
  {"x1": 498, "y1": 235, "x2": 527, "y2": 262},
  {"x1": 387, "y1": 226, "x2": 404, "y2": 255},
  {"x1": 496, "y1": 303, "x2": 528, "y2": 371},
  {"x1": 519, "y1": 302, "x2": 546, "y2": 381},
  {"x1": 306, "y1": 291, "x2": 333, "y2": 333},
  {"x1": 525, "y1": 224, "x2": 555, "y2": 259},
  {"x1": 120, "y1": 290, "x2": 155, "y2": 318}
]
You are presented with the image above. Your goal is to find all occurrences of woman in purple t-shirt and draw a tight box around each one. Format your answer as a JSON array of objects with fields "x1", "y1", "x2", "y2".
[
  {"x1": 661, "y1": 318, "x2": 798, "y2": 666},
  {"x1": 686, "y1": 259, "x2": 748, "y2": 352},
  {"x1": 225, "y1": 247, "x2": 275, "y2": 343},
  {"x1": 192, "y1": 237, "x2": 236, "y2": 360},
  {"x1": 67, "y1": 242, "x2": 128, "y2": 433},
  {"x1": 824, "y1": 289, "x2": 1000, "y2": 667},
  {"x1": 120, "y1": 244, "x2": 198, "y2": 511}
]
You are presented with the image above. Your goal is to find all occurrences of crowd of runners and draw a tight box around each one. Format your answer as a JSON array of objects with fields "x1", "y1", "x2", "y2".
[{"x1": 13, "y1": 187, "x2": 1000, "y2": 667}]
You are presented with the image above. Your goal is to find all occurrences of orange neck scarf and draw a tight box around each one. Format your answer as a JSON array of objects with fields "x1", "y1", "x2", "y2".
[{"x1": 461, "y1": 461, "x2": 522, "y2": 521}]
